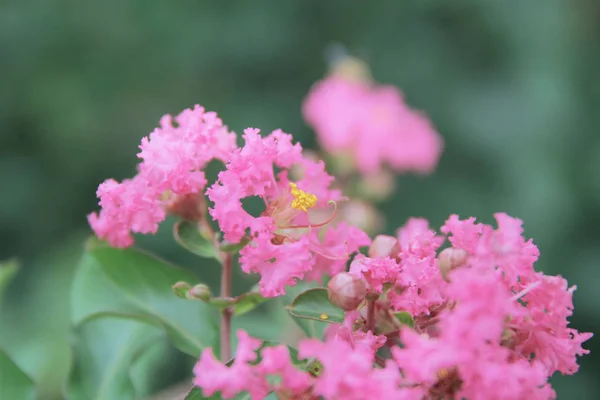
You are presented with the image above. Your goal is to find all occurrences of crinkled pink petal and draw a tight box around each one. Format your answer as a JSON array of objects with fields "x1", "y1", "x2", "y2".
[
  {"x1": 294, "y1": 158, "x2": 342, "y2": 206},
  {"x1": 206, "y1": 177, "x2": 259, "y2": 244},
  {"x1": 239, "y1": 233, "x2": 314, "y2": 297},
  {"x1": 349, "y1": 255, "x2": 400, "y2": 293},
  {"x1": 397, "y1": 217, "x2": 444, "y2": 250},
  {"x1": 258, "y1": 345, "x2": 312, "y2": 395},
  {"x1": 325, "y1": 311, "x2": 386, "y2": 353},
  {"x1": 307, "y1": 223, "x2": 371, "y2": 281},
  {"x1": 193, "y1": 330, "x2": 268, "y2": 400},
  {"x1": 89, "y1": 104, "x2": 236, "y2": 247},
  {"x1": 440, "y1": 214, "x2": 482, "y2": 254},
  {"x1": 514, "y1": 273, "x2": 593, "y2": 375},
  {"x1": 87, "y1": 176, "x2": 165, "y2": 247}
]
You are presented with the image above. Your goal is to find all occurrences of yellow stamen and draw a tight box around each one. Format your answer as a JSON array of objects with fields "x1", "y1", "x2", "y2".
[
  {"x1": 319, "y1": 313, "x2": 328, "y2": 320},
  {"x1": 289, "y1": 182, "x2": 317, "y2": 212}
]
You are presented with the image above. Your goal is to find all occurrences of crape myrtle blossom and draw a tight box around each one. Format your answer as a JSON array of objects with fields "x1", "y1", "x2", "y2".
[
  {"x1": 207, "y1": 128, "x2": 370, "y2": 297},
  {"x1": 349, "y1": 217, "x2": 448, "y2": 316},
  {"x1": 194, "y1": 329, "x2": 413, "y2": 400},
  {"x1": 439, "y1": 213, "x2": 593, "y2": 376},
  {"x1": 303, "y1": 71, "x2": 443, "y2": 176},
  {"x1": 83, "y1": 71, "x2": 590, "y2": 399},
  {"x1": 88, "y1": 105, "x2": 237, "y2": 247},
  {"x1": 393, "y1": 267, "x2": 557, "y2": 400},
  {"x1": 194, "y1": 330, "x2": 314, "y2": 400},
  {"x1": 193, "y1": 253, "x2": 590, "y2": 399},
  {"x1": 340, "y1": 213, "x2": 591, "y2": 398}
]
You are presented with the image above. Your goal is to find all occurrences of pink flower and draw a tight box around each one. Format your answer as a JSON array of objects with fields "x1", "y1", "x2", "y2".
[
  {"x1": 325, "y1": 311, "x2": 386, "y2": 353},
  {"x1": 439, "y1": 214, "x2": 482, "y2": 254},
  {"x1": 384, "y1": 213, "x2": 589, "y2": 398},
  {"x1": 194, "y1": 330, "x2": 311, "y2": 400},
  {"x1": 307, "y1": 222, "x2": 372, "y2": 281},
  {"x1": 87, "y1": 176, "x2": 165, "y2": 247},
  {"x1": 239, "y1": 234, "x2": 314, "y2": 297},
  {"x1": 512, "y1": 273, "x2": 593, "y2": 375},
  {"x1": 349, "y1": 255, "x2": 400, "y2": 294},
  {"x1": 299, "y1": 337, "x2": 405, "y2": 399},
  {"x1": 393, "y1": 267, "x2": 555, "y2": 399},
  {"x1": 389, "y1": 218, "x2": 447, "y2": 315},
  {"x1": 441, "y1": 213, "x2": 541, "y2": 288},
  {"x1": 397, "y1": 217, "x2": 444, "y2": 250},
  {"x1": 88, "y1": 105, "x2": 237, "y2": 247},
  {"x1": 258, "y1": 345, "x2": 312, "y2": 397},
  {"x1": 209, "y1": 128, "x2": 366, "y2": 297},
  {"x1": 303, "y1": 76, "x2": 443, "y2": 176},
  {"x1": 193, "y1": 330, "x2": 268, "y2": 400}
]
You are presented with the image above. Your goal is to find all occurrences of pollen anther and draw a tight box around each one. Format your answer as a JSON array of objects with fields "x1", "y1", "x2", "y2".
[{"x1": 289, "y1": 182, "x2": 317, "y2": 212}]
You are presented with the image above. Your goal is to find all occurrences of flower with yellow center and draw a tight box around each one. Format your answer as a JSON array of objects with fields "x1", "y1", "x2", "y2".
[{"x1": 290, "y1": 182, "x2": 317, "y2": 212}]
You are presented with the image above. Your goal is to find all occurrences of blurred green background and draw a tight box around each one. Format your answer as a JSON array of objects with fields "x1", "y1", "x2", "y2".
[{"x1": 1, "y1": 0, "x2": 598, "y2": 399}]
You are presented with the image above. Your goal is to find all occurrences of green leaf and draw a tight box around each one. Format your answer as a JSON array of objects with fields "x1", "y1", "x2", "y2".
[
  {"x1": 71, "y1": 240, "x2": 218, "y2": 357},
  {"x1": 67, "y1": 315, "x2": 166, "y2": 400},
  {"x1": 281, "y1": 283, "x2": 326, "y2": 338},
  {"x1": 0, "y1": 349, "x2": 35, "y2": 400},
  {"x1": 0, "y1": 259, "x2": 19, "y2": 300},
  {"x1": 394, "y1": 311, "x2": 415, "y2": 328},
  {"x1": 174, "y1": 220, "x2": 221, "y2": 261},
  {"x1": 219, "y1": 236, "x2": 251, "y2": 253},
  {"x1": 208, "y1": 292, "x2": 267, "y2": 316},
  {"x1": 288, "y1": 288, "x2": 345, "y2": 324},
  {"x1": 185, "y1": 387, "x2": 221, "y2": 400}
]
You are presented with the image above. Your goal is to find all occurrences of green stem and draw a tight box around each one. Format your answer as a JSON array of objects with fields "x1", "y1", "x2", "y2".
[{"x1": 220, "y1": 252, "x2": 232, "y2": 362}]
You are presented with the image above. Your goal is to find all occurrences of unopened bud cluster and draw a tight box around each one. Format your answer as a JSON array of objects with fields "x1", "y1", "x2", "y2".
[
  {"x1": 327, "y1": 272, "x2": 367, "y2": 311},
  {"x1": 172, "y1": 281, "x2": 211, "y2": 301},
  {"x1": 437, "y1": 247, "x2": 468, "y2": 280}
]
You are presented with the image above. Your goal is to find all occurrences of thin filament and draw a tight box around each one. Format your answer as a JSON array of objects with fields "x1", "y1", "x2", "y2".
[
  {"x1": 511, "y1": 281, "x2": 542, "y2": 302},
  {"x1": 282, "y1": 200, "x2": 338, "y2": 230}
]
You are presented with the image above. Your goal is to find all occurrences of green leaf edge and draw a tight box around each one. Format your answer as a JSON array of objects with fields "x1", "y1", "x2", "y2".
[
  {"x1": 394, "y1": 311, "x2": 415, "y2": 328},
  {"x1": 208, "y1": 292, "x2": 267, "y2": 316},
  {"x1": 288, "y1": 288, "x2": 345, "y2": 324},
  {"x1": 173, "y1": 221, "x2": 221, "y2": 262},
  {"x1": 76, "y1": 240, "x2": 219, "y2": 356},
  {"x1": 0, "y1": 348, "x2": 35, "y2": 400}
]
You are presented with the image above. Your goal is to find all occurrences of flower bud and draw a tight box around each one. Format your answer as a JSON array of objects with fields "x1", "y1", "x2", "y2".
[
  {"x1": 166, "y1": 193, "x2": 205, "y2": 221},
  {"x1": 437, "y1": 248, "x2": 468, "y2": 280},
  {"x1": 188, "y1": 284, "x2": 211, "y2": 301},
  {"x1": 327, "y1": 272, "x2": 367, "y2": 311},
  {"x1": 329, "y1": 151, "x2": 356, "y2": 177},
  {"x1": 369, "y1": 235, "x2": 401, "y2": 259},
  {"x1": 357, "y1": 170, "x2": 396, "y2": 201},
  {"x1": 330, "y1": 55, "x2": 372, "y2": 84},
  {"x1": 172, "y1": 281, "x2": 192, "y2": 299},
  {"x1": 341, "y1": 200, "x2": 383, "y2": 235}
]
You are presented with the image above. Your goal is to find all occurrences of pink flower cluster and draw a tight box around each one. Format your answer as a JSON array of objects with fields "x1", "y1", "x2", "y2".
[
  {"x1": 193, "y1": 213, "x2": 591, "y2": 399},
  {"x1": 88, "y1": 104, "x2": 370, "y2": 297},
  {"x1": 88, "y1": 105, "x2": 236, "y2": 247},
  {"x1": 83, "y1": 65, "x2": 590, "y2": 399},
  {"x1": 207, "y1": 128, "x2": 370, "y2": 297},
  {"x1": 351, "y1": 213, "x2": 591, "y2": 398},
  {"x1": 303, "y1": 76, "x2": 443, "y2": 176},
  {"x1": 194, "y1": 330, "x2": 411, "y2": 400},
  {"x1": 350, "y1": 217, "x2": 446, "y2": 316}
]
